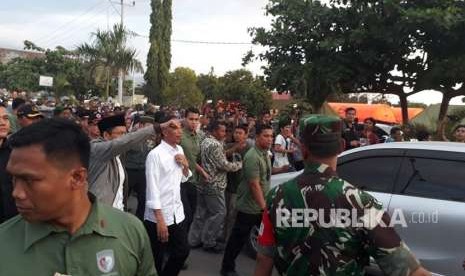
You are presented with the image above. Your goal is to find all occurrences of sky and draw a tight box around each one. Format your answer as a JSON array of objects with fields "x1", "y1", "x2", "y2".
[{"x1": 0, "y1": 0, "x2": 463, "y2": 105}]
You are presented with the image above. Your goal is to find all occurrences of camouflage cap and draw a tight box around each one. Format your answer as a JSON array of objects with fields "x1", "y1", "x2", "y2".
[{"x1": 299, "y1": 114, "x2": 342, "y2": 144}]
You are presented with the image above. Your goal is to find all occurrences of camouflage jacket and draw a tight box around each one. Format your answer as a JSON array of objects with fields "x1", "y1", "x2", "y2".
[
  {"x1": 199, "y1": 136, "x2": 242, "y2": 192},
  {"x1": 257, "y1": 161, "x2": 420, "y2": 276}
]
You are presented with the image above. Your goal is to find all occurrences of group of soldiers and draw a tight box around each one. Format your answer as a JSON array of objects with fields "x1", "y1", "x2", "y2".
[{"x1": 0, "y1": 98, "x2": 433, "y2": 276}]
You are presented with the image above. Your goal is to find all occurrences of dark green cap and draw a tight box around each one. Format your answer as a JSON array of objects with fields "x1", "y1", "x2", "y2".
[{"x1": 299, "y1": 114, "x2": 342, "y2": 144}]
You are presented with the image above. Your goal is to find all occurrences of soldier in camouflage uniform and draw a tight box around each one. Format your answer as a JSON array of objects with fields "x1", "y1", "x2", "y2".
[
  {"x1": 254, "y1": 115, "x2": 431, "y2": 276},
  {"x1": 188, "y1": 120, "x2": 242, "y2": 252}
]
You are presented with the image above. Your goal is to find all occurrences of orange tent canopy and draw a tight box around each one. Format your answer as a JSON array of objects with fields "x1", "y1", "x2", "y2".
[
  {"x1": 327, "y1": 103, "x2": 424, "y2": 124},
  {"x1": 392, "y1": 107, "x2": 424, "y2": 123}
]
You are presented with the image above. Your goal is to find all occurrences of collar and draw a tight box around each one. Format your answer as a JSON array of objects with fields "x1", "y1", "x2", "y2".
[
  {"x1": 254, "y1": 145, "x2": 269, "y2": 155},
  {"x1": 183, "y1": 127, "x2": 197, "y2": 136},
  {"x1": 23, "y1": 194, "x2": 117, "y2": 252},
  {"x1": 303, "y1": 161, "x2": 337, "y2": 178},
  {"x1": 160, "y1": 140, "x2": 180, "y2": 152}
]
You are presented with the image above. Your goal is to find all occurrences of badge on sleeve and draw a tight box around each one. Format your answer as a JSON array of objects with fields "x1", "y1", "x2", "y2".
[{"x1": 96, "y1": 249, "x2": 115, "y2": 273}]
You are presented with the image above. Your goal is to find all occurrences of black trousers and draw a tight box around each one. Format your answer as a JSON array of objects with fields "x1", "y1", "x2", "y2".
[
  {"x1": 221, "y1": 211, "x2": 262, "y2": 272},
  {"x1": 126, "y1": 168, "x2": 146, "y2": 220},
  {"x1": 181, "y1": 181, "x2": 197, "y2": 232},
  {"x1": 144, "y1": 220, "x2": 190, "y2": 276}
]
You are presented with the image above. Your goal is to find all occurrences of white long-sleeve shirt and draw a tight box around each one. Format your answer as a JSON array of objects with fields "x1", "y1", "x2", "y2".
[{"x1": 144, "y1": 140, "x2": 192, "y2": 225}]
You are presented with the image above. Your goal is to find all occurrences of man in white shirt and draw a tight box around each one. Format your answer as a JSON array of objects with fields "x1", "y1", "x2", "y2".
[
  {"x1": 272, "y1": 119, "x2": 295, "y2": 172},
  {"x1": 144, "y1": 117, "x2": 192, "y2": 276}
]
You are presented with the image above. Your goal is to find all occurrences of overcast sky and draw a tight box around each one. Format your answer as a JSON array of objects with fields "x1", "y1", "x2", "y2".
[{"x1": 0, "y1": 0, "x2": 463, "y2": 105}]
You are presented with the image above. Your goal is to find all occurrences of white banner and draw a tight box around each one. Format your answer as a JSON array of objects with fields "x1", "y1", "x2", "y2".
[{"x1": 39, "y1": 76, "x2": 53, "y2": 87}]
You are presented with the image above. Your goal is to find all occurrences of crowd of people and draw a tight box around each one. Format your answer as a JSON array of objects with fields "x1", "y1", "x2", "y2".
[
  {"x1": 340, "y1": 107, "x2": 465, "y2": 148},
  {"x1": 0, "y1": 96, "x2": 452, "y2": 276}
]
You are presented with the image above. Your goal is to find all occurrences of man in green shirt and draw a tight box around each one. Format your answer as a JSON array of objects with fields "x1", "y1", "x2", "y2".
[
  {"x1": 180, "y1": 107, "x2": 209, "y2": 232},
  {"x1": 223, "y1": 124, "x2": 251, "y2": 242},
  {"x1": 0, "y1": 118, "x2": 156, "y2": 276},
  {"x1": 221, "y1": 124, "x2": 277, "y2": 276}
]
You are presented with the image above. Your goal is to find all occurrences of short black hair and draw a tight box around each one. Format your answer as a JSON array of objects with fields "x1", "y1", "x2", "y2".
[
  {"x1": 453, "y1": 124, "x2": 465, "y2": 132},
  {"x1": 12, "y1": 98, "x2": 26, "y2": 110},
  {"x1": 416, "y1": 129, "x2": 431, "y2": 141},
  {"x1": 364, "y1": 117, "x2": 376, "y2": 126},
  {"x1": 208, "y1": 120, "x2": 227, "y2": 132},
  {"x1": 256, "y1": 124, "x2": 273, "y2": 136},
  {"x1": 157, "y1": 112, "x2": 177, "y2": 124},
  {"x1": 185, "y1": 107, "x2": 200, "y2": 118},
  {"x1": 390, "y1": 126, "x2": 402, "y2": 135},
  {"x1": 345, "y1": 107, "x2": 356, "y2": 114},
  {"x1": 235, "y1": 123, "x2": 249, "y2": 133},
  {"x1": 9, "y1": 118, "x2": 90, "y2": 169},
  {"x1": 154, "y1": 111, "x2": 167, "y2": 124}
]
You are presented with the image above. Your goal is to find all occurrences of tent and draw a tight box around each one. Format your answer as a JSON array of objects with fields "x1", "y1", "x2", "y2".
[
  {"x1": 392, "y1": 107, "x2": 424, "y2": 123},
  {"x1": 328, "y1": 103, "x2": 396, "y2": 123},
  {"x1": 411, "y1": 104, "x2": 465, "y2": 131},
  {"x1": 327, "y1": 102, "x2": 425, "y2": 124}
]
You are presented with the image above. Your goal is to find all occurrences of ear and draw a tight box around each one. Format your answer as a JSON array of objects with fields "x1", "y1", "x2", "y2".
[
  {"x1": 70, "y1": 167, "x2": 88, "y2": 190},
  {"x1": 103, "y1": 131, "x2": 111, "y2": 140},
  {"x1": 161, "y1": 127, "x2": 168, "y2": 137}
]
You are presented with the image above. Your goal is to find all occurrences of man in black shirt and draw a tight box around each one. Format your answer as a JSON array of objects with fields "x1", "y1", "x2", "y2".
[{"x1": 342, "y1": 107, "x2": 361, "y2": 150}]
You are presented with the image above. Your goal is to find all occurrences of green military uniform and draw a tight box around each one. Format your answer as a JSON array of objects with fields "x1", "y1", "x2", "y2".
[
  {"x1": 257, "y1": 115, "x2": 420, "y2": 276},
  {"x1": 236, "y1": 145, "x2": 271, "y2": 215},
  {"x1": 221, "y1": 144, "x2": 273, "y2": 273},
  {"x1": 0, "y1": 195, "x2": 157, "y2": 276},
  {"x1": 180, "y1": 129, "x2": 201, "y2": 183}
]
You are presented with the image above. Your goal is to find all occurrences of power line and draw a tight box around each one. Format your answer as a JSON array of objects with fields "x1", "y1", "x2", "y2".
[
  {"x1": 35, "y1": 0, "x2": 106, "y2": 45},
  {"x1": 43, "y1": 4, "x2": 110, "y2": 48},
  {"x1": 133, "y1": 32, "x2": 253, "y2": 45},
  {"x1": 55, "y1": 7, "x2": 114, "y2": 48},
  {"x1": 107, "y1": 0, "x2": 121, "y2": 16}
]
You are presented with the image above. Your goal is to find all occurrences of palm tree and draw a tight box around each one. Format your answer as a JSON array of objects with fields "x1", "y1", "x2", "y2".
[{"x1": 77, "y1": 24, "x2": 143, "y2": 100}]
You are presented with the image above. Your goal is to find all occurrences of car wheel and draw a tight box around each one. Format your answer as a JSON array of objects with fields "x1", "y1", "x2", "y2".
[{"x1": 246, "y1": 225, "x2": 259, "y2": 259}]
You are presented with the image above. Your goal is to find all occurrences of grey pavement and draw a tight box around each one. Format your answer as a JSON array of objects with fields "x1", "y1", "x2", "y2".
[
  {"x1": 180, "y1": 247, "x2": 257, "y2": 276},
  {"x1": 128, "y1": 195, "x2": 279, "y2": 276}
]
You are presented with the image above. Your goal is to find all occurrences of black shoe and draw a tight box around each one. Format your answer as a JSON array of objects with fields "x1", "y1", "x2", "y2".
[{"x1": 220, "y1": 268, "x2": 239, "y2": 276}]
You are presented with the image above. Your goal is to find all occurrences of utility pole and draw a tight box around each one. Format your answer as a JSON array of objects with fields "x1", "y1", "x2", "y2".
[{"x1": 112, "y1": 0, "x2": 135, "y2": 106}]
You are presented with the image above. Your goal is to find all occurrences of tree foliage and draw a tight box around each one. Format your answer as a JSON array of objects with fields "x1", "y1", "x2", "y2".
[
  {"x1": 163, "y1": 67, "x2": 204, "y2": 108},
  {"x1": 0, "y1": 43, "x2": 96, "y2": 98},
  {"x1": 247, "y1": 0, "x2": 465, "y2": 128},
  {"x1": 197, "y1": 68, "x2": 220, "y2": 102},
  {"x1": 77, "y1": 24, "x2": 143, "y2": 99},
  {"x1": 218, "y1": 69, "x2": 272, "y2": 116},
  {"x1": 145, "y1": 0, "x2": 172, "y2": 104}
]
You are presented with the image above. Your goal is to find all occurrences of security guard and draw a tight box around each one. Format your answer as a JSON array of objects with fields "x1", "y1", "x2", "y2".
[
  {"x1": 0, "y1": 118, "x2": 156, "y2": 276},
  {"x1": 254, "y1": 115, "x2": 430, "y2": 276}
]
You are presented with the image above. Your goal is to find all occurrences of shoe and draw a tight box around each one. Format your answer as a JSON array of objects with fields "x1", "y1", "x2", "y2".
[{"x1": 220, "y1": 268, "x2": 239, "y2": 276}]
